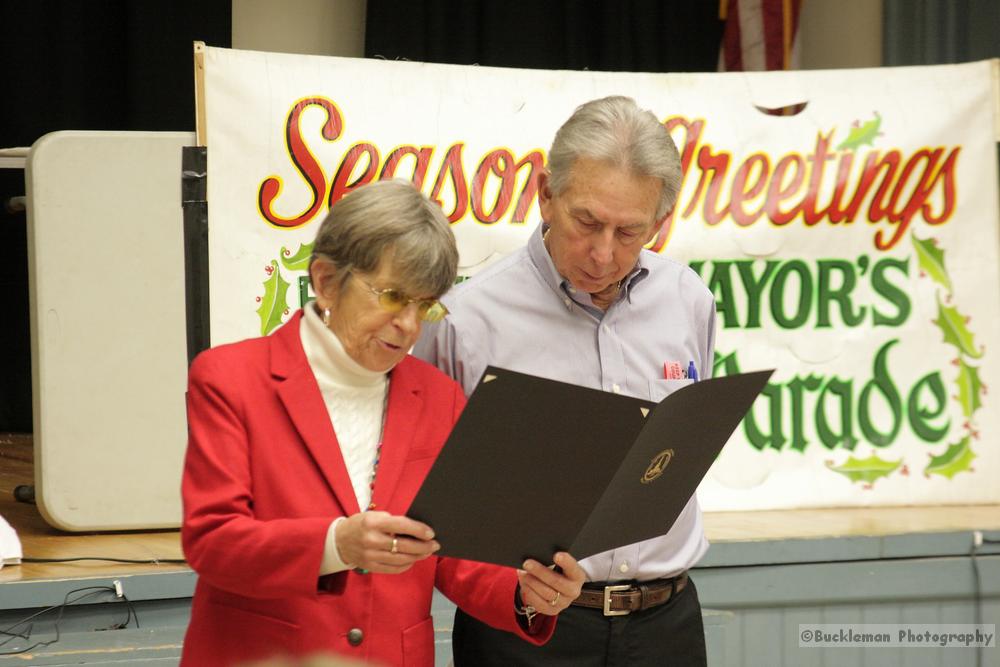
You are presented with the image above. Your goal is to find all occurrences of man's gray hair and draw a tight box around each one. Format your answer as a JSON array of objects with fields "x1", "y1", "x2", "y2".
[
  {"x1": 547, "y1": 96, "x2": 682, "y2": 220},
  {"x1": 310, "y1": 180, "x2": 458, "y2": 296}
]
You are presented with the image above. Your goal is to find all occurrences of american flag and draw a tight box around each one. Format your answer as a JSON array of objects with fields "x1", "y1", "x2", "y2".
[{"x1": 719, "y1": 0, "x2": 804, "y2": 72}]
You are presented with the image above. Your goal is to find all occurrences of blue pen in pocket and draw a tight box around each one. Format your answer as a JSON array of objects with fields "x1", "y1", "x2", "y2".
[{"x1": 686, "y1": 360, "x2": 699, "y2": 381}]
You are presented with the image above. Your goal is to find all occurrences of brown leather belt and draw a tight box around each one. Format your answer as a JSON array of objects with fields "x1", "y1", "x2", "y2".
[{"x1": 571, "y1": 573, "x2": 688, "y2": 616}]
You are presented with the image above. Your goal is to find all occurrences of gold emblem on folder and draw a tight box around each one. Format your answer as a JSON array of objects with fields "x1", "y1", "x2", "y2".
[{"x1": 641, "y1": 449, "x2": 674, "y2": 484}]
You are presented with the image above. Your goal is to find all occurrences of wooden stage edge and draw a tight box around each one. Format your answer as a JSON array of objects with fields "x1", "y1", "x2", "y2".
[{"x1": 2, "y1": 433, "x2": 999, "y2": 585}]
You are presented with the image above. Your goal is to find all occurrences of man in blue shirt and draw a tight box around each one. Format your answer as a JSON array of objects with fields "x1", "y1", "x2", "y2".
[{"x1": 414, "y1": 95, "x2": 715, "y2": 666}]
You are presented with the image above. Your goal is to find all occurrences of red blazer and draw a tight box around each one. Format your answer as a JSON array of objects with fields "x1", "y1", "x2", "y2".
[{"x1": 181, "y1": 311, "x2": 552, "y2": 666}]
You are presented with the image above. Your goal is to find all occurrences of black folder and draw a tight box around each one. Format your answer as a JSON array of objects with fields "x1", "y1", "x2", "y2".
[{"x1": 407, "y1": 366, "x2": 773, "y2": 569}]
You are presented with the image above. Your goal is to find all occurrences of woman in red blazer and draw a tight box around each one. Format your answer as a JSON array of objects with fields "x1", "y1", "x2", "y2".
[{"x1": 180, "y1": 181, "x2": 584, "y2": 667}]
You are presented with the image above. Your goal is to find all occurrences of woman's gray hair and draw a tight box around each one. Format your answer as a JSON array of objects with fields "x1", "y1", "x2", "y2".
[
  {"x1": 547, "y1": 96, "x2": 682, "y2": 220},
  {"x1": 309, "y1": 179, "x2": 458, "y2": 296}
]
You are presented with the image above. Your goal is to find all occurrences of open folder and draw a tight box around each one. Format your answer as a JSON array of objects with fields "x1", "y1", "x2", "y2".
[{"x1": 407, "y1": 366, "x2": 773, "y2": 569}]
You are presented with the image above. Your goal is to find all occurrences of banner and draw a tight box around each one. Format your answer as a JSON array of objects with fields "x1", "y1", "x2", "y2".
[{"x1": 203, "y1": 46, "x2": 1000, "y2": 510}]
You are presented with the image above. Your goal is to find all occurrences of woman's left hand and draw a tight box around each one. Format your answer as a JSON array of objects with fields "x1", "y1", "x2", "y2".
[{"x1": 516, "y1": 551, "x2": 586, "y2": 615}]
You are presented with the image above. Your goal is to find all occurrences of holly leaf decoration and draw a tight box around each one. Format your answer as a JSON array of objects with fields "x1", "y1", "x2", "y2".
[
  {"x1": 934, "y1": 298, "x2": 984, "y2": 359},
  {"x1": 280, "y1": 242, "x2": 314, "y2": 272},
  {"x1": 911, "y1": 233, "x2": 951, "y2": 293},
  {"x1": 825, "y1": 454, "x2": 902, "y2": 484},
  {"x1": 956, "y1": 358, "x2": 985, "y2": 418},
  {"x1": 924, "y1": 436, "x2": 976, "y2": 479},
  {"x1": 257, "y1": 260, "x2": 290, "y2": 335},
  {"x1": 835, "y1": 112, "x2": 882, "y2": 151}
]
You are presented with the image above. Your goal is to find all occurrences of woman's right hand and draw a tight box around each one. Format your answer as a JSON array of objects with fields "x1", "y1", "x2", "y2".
[{"x1": 335, "y1": 511, "x2": 440, "y2": 574}]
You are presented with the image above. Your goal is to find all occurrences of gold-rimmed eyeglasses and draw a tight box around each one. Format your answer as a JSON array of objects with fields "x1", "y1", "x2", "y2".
[{"x1": 353, "y1": 275, "x2": 449, "y2": 323}]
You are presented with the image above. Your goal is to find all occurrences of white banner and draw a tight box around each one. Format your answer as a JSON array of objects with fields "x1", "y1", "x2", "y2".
[{"x1": 203, "y1": 46, "x2": 1000, "y2": 510}]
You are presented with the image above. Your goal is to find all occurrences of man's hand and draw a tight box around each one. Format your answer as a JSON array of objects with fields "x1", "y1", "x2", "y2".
[
  {"x1": 335, "y1": 511, "x2": 440, "y2": 574},
  {"x1": 517, "y1": 551, "x2": 586, "y2": 615}
]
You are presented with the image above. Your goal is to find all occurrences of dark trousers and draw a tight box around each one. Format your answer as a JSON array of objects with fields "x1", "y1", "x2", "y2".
[{"x1": 453, "y1": 578, "x2": 708, "y2": 667}]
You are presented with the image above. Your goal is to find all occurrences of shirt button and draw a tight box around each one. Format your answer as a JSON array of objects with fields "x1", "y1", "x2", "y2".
[
  {"x1": 563, "y1": 298, "x2": 572, "y2": 307},
  {"x1": 612, "y1": 384, "x2": 621, "y2": 394},
  {"x1": 347, "y1": 628, "x2": 364, "y2": 646},
  {"x1": 603, "y1": 325, "x2": 610, "y2": 332},
  {"x1": 619, "y1": 562, "x2": 630, "y2": 573}
]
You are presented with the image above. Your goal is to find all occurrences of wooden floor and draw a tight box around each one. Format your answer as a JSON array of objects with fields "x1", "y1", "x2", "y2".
[
  {"x1": 2, "y1": 432, "x2": 998, "y2": 586},
  {"x1": 0, "y1": 434, "x2": 186, "y2": 584}
]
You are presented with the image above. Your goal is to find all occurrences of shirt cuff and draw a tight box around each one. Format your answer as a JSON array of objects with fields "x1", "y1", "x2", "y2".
[{"x1": 319, "y1": 517, "x2": 353, "y2": 575}]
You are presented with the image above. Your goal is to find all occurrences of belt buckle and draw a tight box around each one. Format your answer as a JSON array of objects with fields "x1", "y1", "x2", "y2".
[{"x1": 602, "y1": 584, "x2": 632, "y2": 616}]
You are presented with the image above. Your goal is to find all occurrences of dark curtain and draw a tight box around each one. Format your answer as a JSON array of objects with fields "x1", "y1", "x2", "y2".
[
  {"x1": 0, "y1": 0, "x2": 231, "y2": 432},
  {"x1": 883, "y1": 0, "x2": 1000, "y2": 65},
  {"x1": 365, "y1": 0, "x2": 725, "y2": 73}
]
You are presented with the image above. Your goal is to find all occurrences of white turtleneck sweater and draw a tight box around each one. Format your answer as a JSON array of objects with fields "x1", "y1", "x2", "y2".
[{"x1": 300, "y1": 305, "x2": 389, "y2": 574}]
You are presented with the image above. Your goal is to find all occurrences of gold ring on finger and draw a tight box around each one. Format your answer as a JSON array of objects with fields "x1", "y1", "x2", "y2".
[
  {"x1": 549, "y1": 591, "x2": 561, "y2": 607},
  {"x1": 390, "y1": 537, "x2": 399, "y2": 554}
]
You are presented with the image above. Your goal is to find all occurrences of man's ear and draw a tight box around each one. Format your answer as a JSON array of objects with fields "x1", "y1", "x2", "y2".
[
  {"x1": 537, "y1": 170, "x2": 552, "y2": 201},
  {"x1": 537, "y1": 170, "x2": 554, "y2": 220},
  {"x1": 645, "y1": 208, "x2": 673, "y2": 245}
]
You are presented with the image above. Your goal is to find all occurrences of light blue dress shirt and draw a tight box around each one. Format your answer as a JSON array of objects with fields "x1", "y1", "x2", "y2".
[{"x1": 414, "y1": 223, "x2": 717, "y2": 582}]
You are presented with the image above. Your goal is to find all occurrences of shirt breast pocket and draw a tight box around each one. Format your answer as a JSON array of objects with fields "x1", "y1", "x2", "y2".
[{"x1": 648, "y1": 378, "x2": 693, "y2": 402}]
